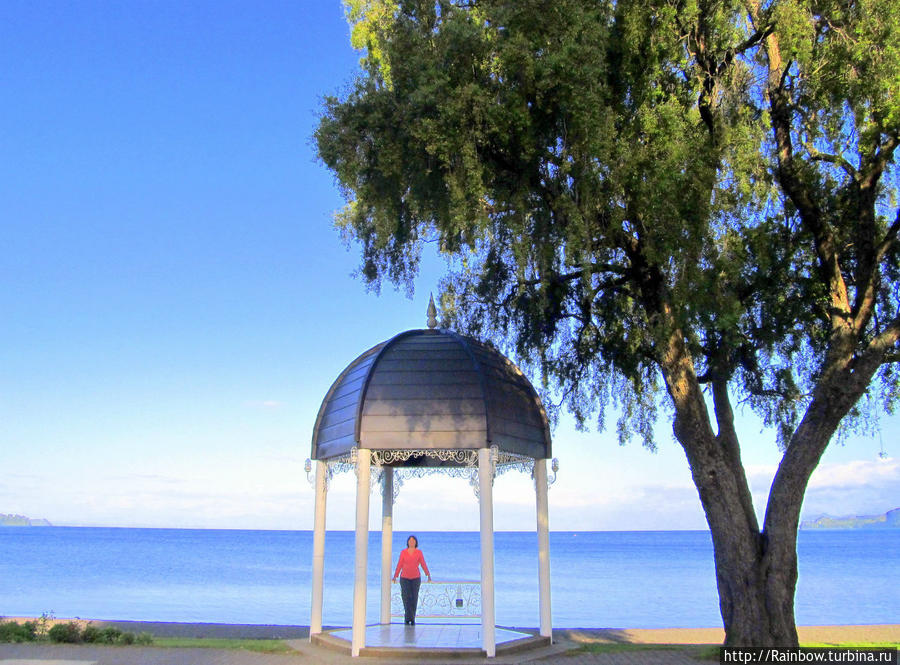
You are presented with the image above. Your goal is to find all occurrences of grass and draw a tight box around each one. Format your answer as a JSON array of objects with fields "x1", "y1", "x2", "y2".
[
  {"x1": 567, "y1": 642, "x2": 691, "y2": 655},
  {"x1": 151, "y1": 637, "x2": 296, "y2": 654}
]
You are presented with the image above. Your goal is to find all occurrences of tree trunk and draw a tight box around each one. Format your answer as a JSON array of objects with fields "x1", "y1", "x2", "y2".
[
  {"x1": 657, "y1": 319, "x2": 810, "y2": 646},
  {"x1": 674, "y1": 415, "x2": 801, "y2": 646},
  {"x1": 710, "y1": 513, "x2": 800, "y2": 646},
  {"x1": 691, "y1": 362, "x2": 883, "y2": 646},
  {"x1": 674, "y1": 434, "x2": 806, "y2": 645}
]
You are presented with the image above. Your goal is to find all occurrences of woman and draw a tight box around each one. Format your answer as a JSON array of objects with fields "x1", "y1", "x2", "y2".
[{"x1": 392, "y1": 534, "x2": 431, "y2": 625}]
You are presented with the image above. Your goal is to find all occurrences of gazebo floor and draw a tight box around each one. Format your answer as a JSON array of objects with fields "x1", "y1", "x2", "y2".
[{"x1": 313, "y1": 623, "x2": 550, "y2": 657}]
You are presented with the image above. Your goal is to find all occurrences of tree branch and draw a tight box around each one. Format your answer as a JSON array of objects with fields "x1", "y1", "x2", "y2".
[
  {"x1": 713, "y1": 378, "x2": 738, "y2": 445},
  {"x1": 710, "y1": 378, "x2": 758, "y2": 532},
  {"x1": 873, "y1": 207, "x2": 900, "y2": 271},
  {"x1": 856, "y1": 133, "x2": 899, "y2": 197},
  {"x1": 805, "y1": 145, "x2": 857, "y2": 178},
  {"x1": 732, "y1": 24, "x2": 772, "y2": 57},
  {"x1": 758, "y1": 20, "x2": 852, "y2": 334},
  {"x1": 851, "y1": 133, "x2": 900, "y2": 329},
  {"x1": 516, "y1": 263, "x2": 630, "y2": 287},
  {"x1": 854, "y1": 315, "x2": 900, "y2": 377}
]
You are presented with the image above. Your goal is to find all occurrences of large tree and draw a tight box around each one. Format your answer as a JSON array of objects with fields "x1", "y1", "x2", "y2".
[{"x1": 316, "y1": 0, "x2": 900, "y2": 646}]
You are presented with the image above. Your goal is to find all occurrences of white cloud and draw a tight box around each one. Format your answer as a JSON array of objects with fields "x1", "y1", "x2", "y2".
[
  {"x1": 800, "y1": 457, "x2": 899, "y2": 518},
  {"x1": 745, "y1": 456, "x2": 900, "y2": 493},
  {"x1": 5, "y1": 448, "x2": 895, "y2": 531},
  {"x1": 808, "y1": 457, "x2": 898, "y2": 490},
  {"x1": 743, "y1": 458, "x2": 899, "y2": 520}
]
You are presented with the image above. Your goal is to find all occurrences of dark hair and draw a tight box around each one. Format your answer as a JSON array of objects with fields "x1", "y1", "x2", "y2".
[{"x1": 406, "y1": 534, "x2": 418, "y2": 548}]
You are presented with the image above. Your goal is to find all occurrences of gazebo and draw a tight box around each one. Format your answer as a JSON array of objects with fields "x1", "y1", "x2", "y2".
[{"x1": 306, "y1": 299, "x2": 556, "y2": 657}]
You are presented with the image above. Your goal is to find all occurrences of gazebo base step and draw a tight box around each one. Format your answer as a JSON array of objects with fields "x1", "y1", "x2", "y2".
[
  {"x1": 360, "y1": 645, "x2": 485, "y2": 658},
  {"x1": 312, "y1": 624, "x2": 550, "y2": 657},
  {"x1": 310, "y1": 631, "x2": 352, "y2": 653},
  {"x1": 496, "y1": 634, "x2": 552, "y2": 655}
]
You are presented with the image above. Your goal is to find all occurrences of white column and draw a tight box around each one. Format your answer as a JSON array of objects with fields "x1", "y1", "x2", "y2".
[
  {"x1": 309, "y1": 460, "x2": 328, "y2": 638},
  {"x1": 351, "y1": 448, "x2": 372, "y2": 657},
  {"x1": 534, "y1": 458, "x2": 552, "y2": 639},
  {"x1": 380, "y1": 467, "x2": 394, "y2": 624},
  {"x1": 478, "y1": 447, "x2": 496, "y2": 657}
]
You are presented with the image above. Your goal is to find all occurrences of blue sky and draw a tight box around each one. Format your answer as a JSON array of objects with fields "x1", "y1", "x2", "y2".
[{"x1": 1, "y1": 1, "x2": 896, "y2": 532}]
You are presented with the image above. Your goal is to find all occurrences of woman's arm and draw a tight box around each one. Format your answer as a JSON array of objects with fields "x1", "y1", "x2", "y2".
[
  {"x1": 419, "y1": 551, "x2": 431, "y2": 580},
  {"x1": 393, "y1": 551, "x2": 404, "y2": 580}
]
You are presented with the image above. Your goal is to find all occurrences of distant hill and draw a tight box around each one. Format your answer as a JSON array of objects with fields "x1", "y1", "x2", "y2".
[
  {"x1": 0, "y1": 513, "x2": 52, "y2": 527},
  {"x1": 801, "y1": 508, "x2": 900, "y2": 530}
]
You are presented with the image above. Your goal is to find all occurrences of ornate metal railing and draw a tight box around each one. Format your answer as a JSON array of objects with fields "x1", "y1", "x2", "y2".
[{"x1": 390, "y1": 580, "x2": 481, "y2": 618}]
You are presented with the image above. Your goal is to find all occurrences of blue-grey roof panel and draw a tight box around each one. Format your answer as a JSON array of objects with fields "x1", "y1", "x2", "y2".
[{"x1": 310, "y1": 329, "x2": 551, "y2": 461}]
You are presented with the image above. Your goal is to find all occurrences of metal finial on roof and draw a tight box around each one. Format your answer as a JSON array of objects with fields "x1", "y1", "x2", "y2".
[{"x1": 426, "y1": 293, "x2": 438, "y2": 329}]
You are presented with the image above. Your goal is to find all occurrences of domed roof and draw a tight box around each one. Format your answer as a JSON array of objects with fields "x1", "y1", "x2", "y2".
[{"x1": 311, "y1": 328, "x2": 551, "y2": 463}]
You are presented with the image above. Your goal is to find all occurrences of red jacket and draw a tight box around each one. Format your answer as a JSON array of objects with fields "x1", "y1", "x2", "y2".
[{"x1": 394, "y1": 548, "x2": 430, "y2": 579}]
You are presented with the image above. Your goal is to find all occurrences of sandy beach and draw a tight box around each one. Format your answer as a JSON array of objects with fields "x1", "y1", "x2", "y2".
[{"x1": 564, "y1": 624, "x2": 900, "y2": 645}]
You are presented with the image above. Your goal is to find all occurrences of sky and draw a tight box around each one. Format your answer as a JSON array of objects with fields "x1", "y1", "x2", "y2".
[{"x1": 1, "y1": 1, "x2": 896, "y2": 532}]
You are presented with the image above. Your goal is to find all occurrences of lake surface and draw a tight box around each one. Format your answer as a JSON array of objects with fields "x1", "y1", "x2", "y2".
[{"x1": 1, "y1": 528, "x2": 896, "y2": 628}]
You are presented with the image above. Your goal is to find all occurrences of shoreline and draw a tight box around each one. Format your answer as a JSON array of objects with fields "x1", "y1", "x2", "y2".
[{"x1": 6, "y1": 618, "x2": 898, "y2": 644}]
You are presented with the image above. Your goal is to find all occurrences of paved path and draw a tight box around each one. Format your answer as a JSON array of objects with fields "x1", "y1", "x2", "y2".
[
  {"x1": 0, "y1": 636, "x2": 711, "y2": 665},
  {"x1": 0, "y1": 644, "x2": 303, "y2": 665}
]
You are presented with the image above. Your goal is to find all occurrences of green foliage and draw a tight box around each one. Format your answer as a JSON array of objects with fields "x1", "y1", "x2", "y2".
[
  {"x1": 81, "y1": 624, "x2": 103, "y2": 643},
  {"x1": 47, "y1": 622, "x2": 83, "y2": 643},
  {"x1": 0, "y1": 621, "x2": 288, "y2": 653},
  {"x1": 100, "y1": 627, "x2": 124, "y2": 644},
  {"x1": 79, "y1": 625, "x2": 132, "y2": 644},
  {"x1": 35, "y1": 611, "x2": 53, "y2": 639},
  {"x1": 317, "y1": 0, "x2": 900, "y2": 450},
  {"x1": 0, "y1": 621, "x2": 37, "y2": 642},
  {"x1": 0, "y1": 619, "x2": 151, "y2": 646},
  {"x1": 344, "y1": 0, "x2": 401, "y2": 84}
]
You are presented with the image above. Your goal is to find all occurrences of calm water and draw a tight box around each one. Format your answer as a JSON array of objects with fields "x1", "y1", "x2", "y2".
[{"x1": 1, "y1": 529, "x2": 897, "y2": 628}]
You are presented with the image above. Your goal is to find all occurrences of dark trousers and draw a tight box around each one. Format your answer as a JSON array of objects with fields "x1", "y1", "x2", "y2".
[{"x1": 399, "y1": 576, "x2": 421, "y2": 623}]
